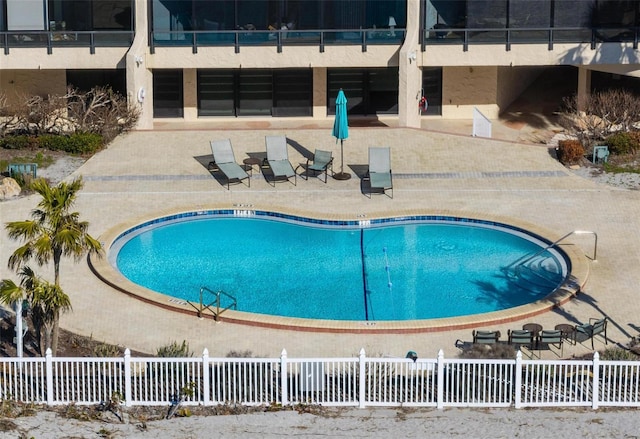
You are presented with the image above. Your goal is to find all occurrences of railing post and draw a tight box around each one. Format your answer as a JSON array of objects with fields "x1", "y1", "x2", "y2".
[
  {"x1": 514, "y1": 351, "x2": 522, "y2": 409},
  {"x1": 45, "y1": 348, "x2": 53, "y2": 406},
  {"x1": 202, "y1": 349, "x2": 210, "y2": 406},
  {"x1": 436, "y1": 349, "x2": 444, "y2": 409},
  {"x1": 592, "y1": 351, "x2": 600, "y2": 410},
  {"x1": 358, "y1": 348, "x2": 366, "y2": 409},
  {"x1": 124, "y1": 349, "x2": 132, "y2": 407},
  {"x1": 280, "y1": 349, "x2": 288, "y2": 406}
]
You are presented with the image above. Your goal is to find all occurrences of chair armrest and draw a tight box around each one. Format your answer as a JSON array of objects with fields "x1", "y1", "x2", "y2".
[{"x1": 589, "y1": 317, "x2": 605, "y2": 324}]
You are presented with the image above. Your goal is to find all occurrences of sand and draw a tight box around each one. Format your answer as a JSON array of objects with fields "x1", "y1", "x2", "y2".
[{"x1": 2, "y1": 406, "x2": 639, "y2": 438}]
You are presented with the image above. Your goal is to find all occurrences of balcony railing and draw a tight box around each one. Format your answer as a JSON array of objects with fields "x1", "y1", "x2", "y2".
[
  {"x1": 149, "y1": 28, "x2": 406, "y2": 54},
  {"x1": 1, "y1": 30, "x2": 134, "y2": 55},
  {"x1": 421, "y1": 26, "x2": 640, "y2": 52}
]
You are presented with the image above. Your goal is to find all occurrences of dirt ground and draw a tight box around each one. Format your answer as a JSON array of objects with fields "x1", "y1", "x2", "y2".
[{"x1": 0, "y1": 312, "x2": 150, "y2": 358}]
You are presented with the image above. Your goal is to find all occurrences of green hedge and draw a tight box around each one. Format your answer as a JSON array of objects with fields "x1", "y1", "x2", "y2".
[
  {"x1": 1, "y1": 133, "x2": 103, "y2": 154},
  {"x1": 604, "y1": 131, "x2": 640, "y2": 155}
]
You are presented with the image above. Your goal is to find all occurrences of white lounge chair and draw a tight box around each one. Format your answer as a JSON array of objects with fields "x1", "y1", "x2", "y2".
[
  {"x1": 366, "y1": 146, "x2": 393, "y2": 198},
  {"x1": 209, "y1": 139, "x2": 250, "y2": 190},
  {"x1": 265, "y1": 136, "x2": 296, "y2": 185}
]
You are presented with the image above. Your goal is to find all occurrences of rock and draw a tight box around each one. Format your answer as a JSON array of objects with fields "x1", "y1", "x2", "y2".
[{"x1": 0, "y1": 177, "x2": 21, "y2": 199}]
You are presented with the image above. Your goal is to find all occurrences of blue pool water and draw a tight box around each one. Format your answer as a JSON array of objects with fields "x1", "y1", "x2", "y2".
[{"x1": 111, "y1": 212, "x2": 568, "y2": 321}]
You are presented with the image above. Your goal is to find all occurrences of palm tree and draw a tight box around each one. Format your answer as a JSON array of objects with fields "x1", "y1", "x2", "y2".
[
  {"x1": 5, "y1": 177, "x2": 101, "y2": 355},
  {"x1": 0, "y1": 267, "x2": 72, "y2": 356}
]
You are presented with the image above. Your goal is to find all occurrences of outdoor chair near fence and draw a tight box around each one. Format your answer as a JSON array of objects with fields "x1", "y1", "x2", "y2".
[
  {"x1": 472, "y1": 330, "x2": 501, "y2": 345},
  {"x1": 575, "y1": 317, "x2": 608, "y2": 350},
  {"x1": 508, "y1": 329, "x2": 534, "y2": 352},
  {"x1": 538, "y1": 329, "x2": 564, "y2": 358}
]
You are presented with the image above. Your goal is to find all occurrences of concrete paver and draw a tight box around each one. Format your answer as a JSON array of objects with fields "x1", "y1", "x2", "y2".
[{"x1": 1, "y1": 119, "x2": 636, "y2": 361}]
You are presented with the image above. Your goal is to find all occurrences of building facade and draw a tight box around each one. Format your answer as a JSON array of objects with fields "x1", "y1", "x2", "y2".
[{"x1": 1, "y1": 0, "x2": 639, "y2": 130}]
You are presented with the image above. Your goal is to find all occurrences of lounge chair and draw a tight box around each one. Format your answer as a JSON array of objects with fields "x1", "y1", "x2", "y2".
[
  {"x1": 265, "y1": 136, "x2": 296, "y2": 186},
  {"x1": 472, "y1": 330, "x2": 501, "y2": 344},
  {"x1": 538, "y1": 329, "x2": 563, "y2": 357},
  {"x1": 209, "y1": 139, "x2": 250, "y2": 190},
  {"x1": 575, "y1": 317, "x2": 608, "y2": 349},
  {"x1": 365, "y1": 147, "x2": 393, "y2": 198},
  {"x1": 304, "y1": 149, "x2": 333, "y2": 183},
  {"x1": 508, "y1": 329, "x2": 534, "y2": 350}
]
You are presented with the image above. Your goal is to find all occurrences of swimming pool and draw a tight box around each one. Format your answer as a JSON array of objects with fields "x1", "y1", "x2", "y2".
[{"x1": 104, "y1": 210, "x2": 575, "y2": 326}]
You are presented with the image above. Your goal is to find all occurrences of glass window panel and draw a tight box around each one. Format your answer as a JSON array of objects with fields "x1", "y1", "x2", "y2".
[
  {"x1": 327, "y1": 68, "x2": 398, "y2": 116},
  {"x1": 153, "y1": 70, "x2": 183, "y2": 118},
  {"x1": 466, "y1": 0, "x2": 508, "y2": 28},
  {"x1": 509, "y1": 0, "x2": 550, "y2": 28},
  {"x1": 237, "y1": 0, "x2": 268, "y2": 30},
  {"x1": 426, "y1": 0, "x2": 466, "y2": 28},
  {"x1": 327, "y1": 69, "x2": 366, "y2": 115},
  {"x1": 273, "y1": 70, "x2": 312, "y2": 117},
  {"x1": 92, "y1": 0, "x2": 132, "y2": 30},
  {"x1": 67, "y1": 69, "x2": 127, "y2": 95},
  {"x1": 368, "y1": 68, "x2": 398, "y2": 114},
  {"x1": 422, "y1": 67, "x2": 442, "y2": 116},
  {"x1": 7, "y1": 0, "x2": 45, "y2": 30},
  {"x1": 553, "y1": 0, "x2": 594, "y2": 28},
  {"x1": 593, "y1": 0, "x2": 637, "y2": 27},
  {"x1": 198, "y1": 70, "x2": 235, "y2": 117},
  {"x1": 238, "y1": 70, "x2": 272, "y2": 116}
]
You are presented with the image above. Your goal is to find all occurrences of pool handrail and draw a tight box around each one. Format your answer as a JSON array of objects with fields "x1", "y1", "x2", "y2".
[{"x1": 187, "y1": 286, "x2": 237, "y2": 320}]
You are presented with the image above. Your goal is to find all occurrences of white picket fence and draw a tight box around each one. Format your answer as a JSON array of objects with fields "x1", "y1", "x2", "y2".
[{"x1": 1, "y1": 349, "x2": 639, "y2": 409}]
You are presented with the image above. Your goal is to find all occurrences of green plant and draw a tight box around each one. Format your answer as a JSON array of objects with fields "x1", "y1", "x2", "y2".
[
  {"x1": 225, "y1": 349, "x2": 254, "y2": 358},
  {"x1": 605, "y1": 131, "x2": 640, "y2": 155},
  {"x1": 557, "y1": 139, "x2": 585, "y2": 165},
  {"x1": 458, "y1": 343, "x2": 516, "y2": 359},
  {"x1": 599, "y1": 347, "x2": 640, "y2": 361},
  {"x1": 0, "y1": 135, "x2": 39, "y2": 150},
  {"x1": 38, "y1": 132, "x2": 103, "y2": 154},
  {"x1": 94, "y1": 343, "x2": 122, "y2": 357},
  {"x1": 156, "y1": 340, "x2": 193, "y2": 357},
  {"x1": 4, "y1": 177, "x2": 102, "y2": 355}
]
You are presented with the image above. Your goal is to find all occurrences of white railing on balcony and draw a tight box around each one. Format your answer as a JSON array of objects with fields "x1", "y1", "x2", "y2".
[{"x1": 0, "y1": 349, "x2": 638, "y2": 409}]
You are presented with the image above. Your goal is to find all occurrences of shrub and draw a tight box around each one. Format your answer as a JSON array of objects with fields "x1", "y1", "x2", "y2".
[
  {"x1": 94, "y1": 343, "x2": 122, "y2": 357},
  {"x1": 599, "y1": 347, "x2": 640, "y2": 361},
  {"x1": 3, "y1": 133, "x2": 104, "y2": 155},
  {"x1": 605, "y1": 131, "x2": 640, "y2": 155},
  {"x1": 557, "y1": 139, "x2": 585, "y2": 165},
  {"x1": 156, "y1": 340, "x2": 193, "y2": 358},
  {"x1": 458, "y1": 343, "x2": 516, "y2": 359},
  {"x1": 0, "y1": 135, "x2": 39, "y2": 150}
]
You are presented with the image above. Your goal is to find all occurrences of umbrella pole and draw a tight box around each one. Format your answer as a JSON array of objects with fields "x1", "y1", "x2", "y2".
[{"x1": 334, "y1": 139, "x2": 351, "y2": 180}]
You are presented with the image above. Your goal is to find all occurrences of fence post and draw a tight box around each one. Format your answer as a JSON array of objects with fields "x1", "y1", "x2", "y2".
[
  {"x1": 359, "y1": 348, "x2": 366, "y2": 409},
  {"x1": 592, "y1": 351, "x2": 600, "y2": 410},
  {"x1": 514, "y1": 351, "x2": 522, "y2": 409},
  {"x1": 123, "y1": 349, "x2": 132, "y2": 407},
  {"x1": 45, "y1": 348, "x2": 53, "y2": 406},
  {"x1": 202, "y1": 349, "x2": 210, "y2": 406},
  {"x1": 436, "y1": 349, "x2": 444, "y2": 409},
  {"x1": 280, "y1": 349, "x2": 288, "y2": 406}
]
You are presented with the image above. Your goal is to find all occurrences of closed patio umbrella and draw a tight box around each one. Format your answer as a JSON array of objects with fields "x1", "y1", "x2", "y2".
[{"x1": 332, "y1": 89, "x2": 351, "y2": 180}]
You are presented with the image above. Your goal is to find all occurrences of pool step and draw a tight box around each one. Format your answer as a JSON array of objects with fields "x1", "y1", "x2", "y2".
[{"x1": 508, "y1": 255, "x2": 564, "y2": 291}]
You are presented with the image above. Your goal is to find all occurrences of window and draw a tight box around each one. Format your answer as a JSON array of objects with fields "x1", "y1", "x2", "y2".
[
  {"x1": 153, "y1": 70, "x2": 183, "y2": 118},
  {"x1": 198, "y1": 69, "x2": 312, "y2": 117},
  {"x1": 328, "y1": 68, "x2": 399, "y2": 116},
  {"x1": 421, "y1": 67, "x2": 442, "y2": 116}
]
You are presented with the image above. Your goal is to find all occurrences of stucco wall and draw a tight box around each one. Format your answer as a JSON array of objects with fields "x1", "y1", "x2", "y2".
[
  {"x1": 496, "y1": 66, "x2": 544, "y2": 113},
  {"x1": 0, "y1": 70, "x2": 67, "y2": 106},
  {"x1": 441, "y1": 66, "x2": 499, "y2": 118}
]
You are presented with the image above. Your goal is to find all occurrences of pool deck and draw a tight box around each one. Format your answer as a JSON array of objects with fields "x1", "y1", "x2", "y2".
[{"x1": 2, "y1": 116, "x2": 639, "y2": 361}]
